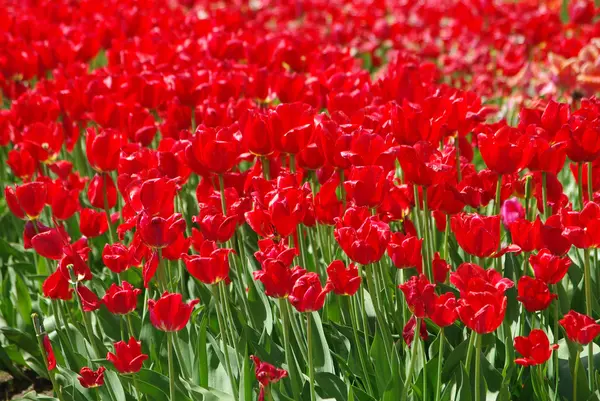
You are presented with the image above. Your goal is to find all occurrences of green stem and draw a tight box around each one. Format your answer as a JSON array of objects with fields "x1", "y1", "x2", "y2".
[
  {"x1": 346, "y1": 296, "x2": 374, "y2": 395},
  {"x1": 307, "y1": 313, "x2": 316, "y2": 401},
  {"x1": 588, "y1": 162, "x2": 594, "y2": 205},
  {"x1": 167, "y1": 332, "x2": 175, "y2": 401},
  {"x1": 401, "y1": 318, "x2": 421, "y2": 401},
  {"x1": 261, "y1": 157, "x2": 270, "y2": 180},
  {"x1": 364, "y1": 263, "x2": 392, "y2": 366},
  {"x1": 102, "y1": 173, "x2": 115, "y2": 244},
  {"x1": 279, "y1": 298, "x2": 301, "y2": 400},
  {"x1": 578, "y1": 163, "x2": 584, "y2": 209},
  {"x1": 475, "y1": 334, "x2": 482, "y2": 401},
  {"x1": 297, "y1": 225, "x2": 308, "y2": 270},
  {"x1": 455, "y1": 135, "x2": 462, "y2": 181},
  {"x1": 465, "y1": 331, "x2": 476, "y2": 372},
  {"x1": 421, "y1": 187, "x2": 433, "y2": 281},
  {"x1": 339, "y1": 169, "x2": 346, "y2": 208},
  {"x1": 435, "y1": 329, "x2": 445, "y2": 401},
  {"x1": 542, "y1": 172, "x2": 549, "y2": 220},
  {"x1": 552, "y1": 284, "x2": 560, "y2": 395},
  {"x1": 422, "y1": 335, "x2": 428, "y2": 401},
  {"x1": 584, "y1": 248, "x2": 594, "y2": 392},
  {"x1": 32, "y1": 314, "x2": 64, "y2": 401},
  {"x1": 212, "y1": 285, "x2": 239, "y2": 400},
  {"x1": 574, "y1": 350, "x2": 581, "y2": 401}
]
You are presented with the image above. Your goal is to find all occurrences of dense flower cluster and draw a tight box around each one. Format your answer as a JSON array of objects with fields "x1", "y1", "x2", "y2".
[{"x1": 2, "y1": 0, "x2": 600, "y2": 400}]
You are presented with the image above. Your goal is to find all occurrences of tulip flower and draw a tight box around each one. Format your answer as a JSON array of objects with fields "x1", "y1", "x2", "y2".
[
  {"x1": 86, "y1": 128, "x2": 121, "y2": 172},
  {"x1": 250, "y1": 355, "x2": 288, "y2": 401},
  {"x1": 457, "y1": 290, "x2": 507, "y2": 334},
  {"x1": 344, "y1": 165, "x2": 388, "y2": 208},
  {"x1": 243, "y1": 110, "x2": 275, "y2": 156},
  {"x1": 426, "y1": 292, "x2": 458, "y2": 327},
  {"x1": 450, "y1": 263, "x2": 514, "y2": 296},
  {"x1": 195, "y1": 212, "x2": 237, "y2": 243},
  {"x1": 42, "y1": 266, "x2": 73, "y2": 301},
  {"x1": 289, "y1": 272, "x2": 332, "y2": 312},
  {"x1": 139, "y1": 177, "x2": 177, "y2": 217},
  {"x1": 387, "y1": 232, "x2": 423, "y2": 271},
  {"x1": 478, "y1": 125, "x2": 532, "y2": 175},
  {"x1": 559, "y1": 310, "x2": 600, "y2": 345},
  {"x1": 77, "y1": 285, "x2": 101, "y2": 312},
  {"x1": 334, "y1": 207, "x2": 390, "y2": 265},
  {"x1": 107, "y1": 337, "x2": 148, "y2": 374},
  {"x1": 43, "y1": 336, "x2": 57, "y2": 370},
  {"x1": 102, "y1": 243, "x2": 135, "y2": 273},
  {"x1": 501, "y1": 198, "x2": 525, "y2": 228},
  {"x1": 183, "y1": 240, "x2": 233, "y2": 285},
  {"x1": 87, "y1": 174, "x2": 117, "y2": 209},
  {"x1": 253, "y1": 262, "x2": 306, "y2": 298},
  {"x1": 102, "y1": 281, "x2": 141, "y2": 315},
  {"x1": 137, "y1": 212, "x2": 186, "y2": 249},
  {"x1": 451, "y1": 213, "x2": 504, "y2": 258},
  {"x1": 398, "y1": 142, "x2": 453, "y2": 187},
  {"x1": 517, "y1": 276, "x2": 557, "y2": 312},
  {"x1": 187, "y1": 125, "x2": 241, "y2": 174},
  {"x1": 148, "y1": 292, "x2": 199, "y2": 332},
  {"x1": 326, "y1": 260, "x2": 361, "y2": 296},
  {"x1": 398, "y1": 274, "x2": 436, "y2": 318},
  {"x1": 5, "y1": 182, "x2": 47, "y2": 220},
  {"x1": 269, "y1": 102, "x2": 314, "y2": 155},
  {"x1": 403, "y1": 316, "x2": 429, "y2": 347},
  {"x1": 530, "y1": 249, "x2": 571, "y2": 284},
  {"x1": 78, "y1": 367, "x2": 106, "y2": 388},
  {"x1": 509, "y1": 218, "x2": 542, "y2": 253},
  {"x1": 432, "y1": 253, "x2": 451, "y2": 284},
  {"x1": 514, "y1": 330, "x2": 558, "y2": 367},
  {"x1": 79, "y1": 208, "x2": 108, "y2": 238}
]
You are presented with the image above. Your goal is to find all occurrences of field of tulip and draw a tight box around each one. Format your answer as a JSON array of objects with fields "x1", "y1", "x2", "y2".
[{"x1": 3, "y1": 0, "x2": 600, "y2": 400}]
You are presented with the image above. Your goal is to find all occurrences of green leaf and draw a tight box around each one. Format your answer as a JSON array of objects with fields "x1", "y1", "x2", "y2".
[
  {"x1": 14, "y1": 272, "x2": 33, "y2": 322},
  {"x1": 315, "y1": 372, "x2": 347, "y2": 401},
  {"x1": 309, "y1": 312, "x2": 334, "y2": 374}
]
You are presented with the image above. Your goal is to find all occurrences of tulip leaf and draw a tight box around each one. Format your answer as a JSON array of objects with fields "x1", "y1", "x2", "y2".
[
  {"x1": 315, "y1": 372, "x2": 347, "y2": 401},
  {"x1": 309, "y1": 312, "x2": 335, "y2": 374}
]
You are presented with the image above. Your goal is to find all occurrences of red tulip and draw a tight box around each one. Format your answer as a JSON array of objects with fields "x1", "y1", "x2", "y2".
[
  {"x1": 457, "y1": 290, "x2": 507, "y2": 334},
  {"x1": 398, "y1": 274, "x2": 436, "y2": 318},
  {"x1": 509, "y1": 218, "x2": 543, "y2": 253},
  {"x1": 450, "y1": 262, "x2": 514, "y2": 295},
  {"x1": 42, "y1": 266, "x2": 73, "y2": 301},
  {"x1": 5, "y1": 182, "x2": 47, "y2": 220},
  {"x1": 250, "y1": 355, "x2": 287, "y2": 401},
  {"x1": 334, "y1": 207, "x2": 390, "y2": 265},
  {"x1": 142, "y1": 251, "x2": 160, "y2": 289},
  {"x1": 526, "y1": 136, "x2": 567, "y2": 175},
  {"x1": 87, "y1": 174, "x2": 117, "y2": 209},
  {"x1": 315, "y1": 176, "x2": 343, "y2": 225},
  {"x1": 253, "y1": 258, "x2": 306, "y2": 298},
  {"x1": 148, "y1": 292, "x2": 199, "y2": 332},
  {"x1": 559, "y1": 310, "x2": 600, "y2": 345},
  {"x1": 344, "y1": 165, "x2": 388, "y2": 208},
  {"x1": 7, "y1": 148, "x2": 37, "y2": 181},
  {"x1": 289, "y1": 272, "x2": 332, "y2": 312},
  {"x1": 79, "y1": 208, "x2": 108, "y2": 238},
  {"x1": 161, "y1": 232, "x2": 190, "y2": 261},
  {"x1": 187, "y1": 125, "x2": 241, "y2": 174},
  {"x1": 43, "y1": 335, "x2": 57, "y2": 370},
  {"x1": 398, "y1": 142, "x2": 453, "y2": 187},
  {"x1": 243, "y1": 110, "x2": 275, "y2": 156},
  {"x1": 560, "y1": 113, "x2": 600, "y2": 162},
  {"x1": 540, "y1": 215, "x2": 572, "y2": 255},
  {"x1": 77, "y1": 285, "x2": 101, "y2": 312},
  {"x1": 49, "y1": 187, "x2": 80, "y2": 221},
  {"x1": 514, "y1": 329, "x2": 558, "y2": 367},
  {"x1": 86, "y1": 128, "x2": 121, "y2": 172},
  {"x1": 478, "y1": 126, "x2": 532, "y2": 175},
  {"x1": 107, "y1": 337, "x2": 148, "y2": 374},
  {"x1": 387, "y1": 232, "x2": 423, "y2": 271},
  {"x1": 530, "y1": 249, "x2": 571, "y2": 284},
  {"x1": 102, "y1": 281, "x2": 141, "y2": 315},
  {"x1": 270, "y1": 102, "x2": 314, "y2": 155},
  {"x1": 432, "y1": 253, "x2": 451, "y2": 284},
  {"x1": 137, "y1": 212, "x2": 186, "y2": 249},
  {"x1": 254, "y1": 239, "x2": 297, "y2": 269},
  {"x1": 139, "y1": 178, "x2": 177, "y2": 217},
  {"x1": 78, "y1": 366, "x2": 106, "y2": 388},
  {"x1": 561, "y1": 202, "x2": 600, "y2": 249},
  {"x1": 451, "y1": 213, "x2": 503, "y2": 258},
  {"x1": 517, "y1": 276, "x2": 557, "y2": 312},
  {"x1": 426, "y1": 292, "x2": 458, "y2": 327},
  {"x1": 195, "y1": 212, "x2": 237, "y2": 243},
  {"x1": 103, "y1": 243, "x2": 135, "y2": 273},
  {"x1": 183, "y1": 240, "x2": 232, "y2": 285},
  {"x1": 326, "y1": 260, "x2": 361, "y2": 296},
  {"x1": 403, "y1": 316, "x2": 428, "y2": 347}
]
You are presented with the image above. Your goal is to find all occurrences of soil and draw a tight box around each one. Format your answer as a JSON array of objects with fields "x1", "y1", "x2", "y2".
[{"x1": 0, "y1": 370, "x2": 53, "y2": 400}]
